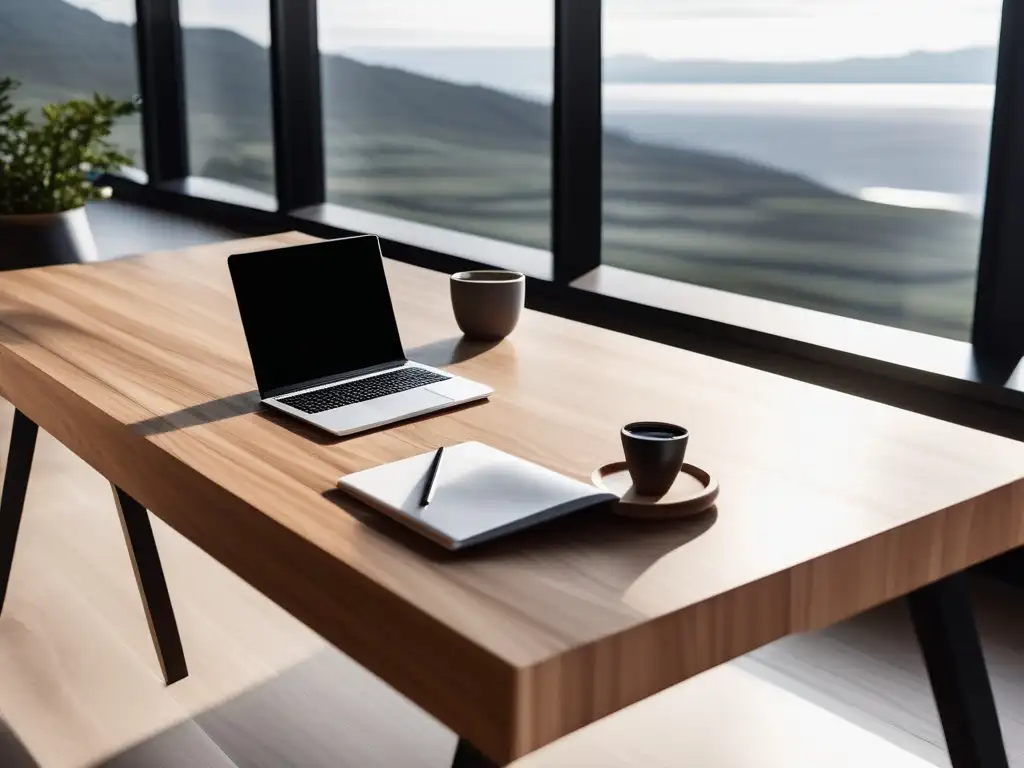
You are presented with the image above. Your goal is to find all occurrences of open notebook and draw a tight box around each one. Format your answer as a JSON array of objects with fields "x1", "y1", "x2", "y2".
[{"x1": 337, "y1": 442, "x2": 617, "y2": 549}]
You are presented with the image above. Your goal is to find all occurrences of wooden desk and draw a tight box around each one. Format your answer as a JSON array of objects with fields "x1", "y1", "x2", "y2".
[{"x1": 0, "y1": 231, "x2": 1020, "y2": 767}]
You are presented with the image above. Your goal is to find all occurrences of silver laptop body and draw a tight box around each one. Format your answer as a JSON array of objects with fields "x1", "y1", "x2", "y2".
[{"x1": 228, "y1": 235, "x2": 492, "y2": 437}]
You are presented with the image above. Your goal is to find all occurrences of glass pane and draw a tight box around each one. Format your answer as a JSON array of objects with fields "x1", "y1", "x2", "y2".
[
  {"x1": 2, "y1": 0, "x2": 144, "y2": 170},
  {"x1": 318, "y1": 0, "x2": 553, "y2": 250},
  {"x1": 180, "y1": 0, "x2": 275, "y2": 195},
  {"x1": 602, "y1": 0, "x2": 1001, "y2": 340}
]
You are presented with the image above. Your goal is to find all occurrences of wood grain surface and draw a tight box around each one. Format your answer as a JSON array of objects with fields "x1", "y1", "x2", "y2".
[
  {"x1": 0, "y1": 231, "x2": 1022, "y2": 763},
  {"x1": 0, "y1": 403, "x2": 1010, "y2": 768}
]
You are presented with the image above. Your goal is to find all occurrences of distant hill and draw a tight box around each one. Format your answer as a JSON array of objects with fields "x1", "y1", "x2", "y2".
[
  {"x1": 0, "y1": 0, "x2": 137, "y2": 97},
  {"x1": 343, "y1": 46, "x2": 553, "y2": 93},
  {"x1": 0, "y1": 0, "x2": 984, "y2": 340},
  {"x1": 0, "y1": 0, "x2": 826, "y2": 192},
  {"x1": 345, "y1": 46, "x2": 999, "y2": 88},
  {"x1": 606, "y1": 47, "x2": 999, "y2": 84}
]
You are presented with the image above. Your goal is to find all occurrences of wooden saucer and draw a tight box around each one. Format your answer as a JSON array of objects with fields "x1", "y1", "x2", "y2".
[{"x1": 591, "y1": 462, "x2": 719, "y2": 519}]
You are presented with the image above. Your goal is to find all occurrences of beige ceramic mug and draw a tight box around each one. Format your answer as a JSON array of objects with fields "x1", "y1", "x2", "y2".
[{"x1": 450, "y1": 270, "x2": 526, "y2": 340}]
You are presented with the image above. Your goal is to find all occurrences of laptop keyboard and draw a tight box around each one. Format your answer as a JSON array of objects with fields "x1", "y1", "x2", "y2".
[{"x1": 278, "y1": 367, "x2": 450, "y2": 414}]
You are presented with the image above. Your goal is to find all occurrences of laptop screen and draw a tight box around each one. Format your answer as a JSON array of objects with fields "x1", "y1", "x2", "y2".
[{"x1": 228, "y1": 236, "x2": 406, "y2": 397}]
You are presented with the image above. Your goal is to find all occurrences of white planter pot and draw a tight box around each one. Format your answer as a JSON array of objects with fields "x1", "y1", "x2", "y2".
[{"x1": 0, "y1": 208, "x2": 99, "y2": 270}]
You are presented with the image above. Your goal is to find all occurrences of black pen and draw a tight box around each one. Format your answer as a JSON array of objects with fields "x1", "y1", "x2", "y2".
[{"x1": 420, "y1": 446, "x2": 445, "y2": 507}]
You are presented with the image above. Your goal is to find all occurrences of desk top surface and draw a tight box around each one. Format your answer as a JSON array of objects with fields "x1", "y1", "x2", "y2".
[{"x1": 2, "y1": 231, "x2": 1023, "y2": 761}]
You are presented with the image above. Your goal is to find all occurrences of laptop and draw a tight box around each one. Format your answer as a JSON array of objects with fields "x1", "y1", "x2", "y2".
[{"x1": 228, "y1": 235, "x2": 493, "y2": 437}]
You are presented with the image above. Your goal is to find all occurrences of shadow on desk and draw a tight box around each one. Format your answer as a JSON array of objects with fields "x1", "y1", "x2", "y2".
[
  {"x1": 130, "y1": 391, "x2": 262, "y2": 437},
  {"x1": 406, "y1": 337, "x2": 499, "y2": 368},
  {"x1": 325, "y1": 486, "x2": 717, "y2": 583},
  {"x1": 0, "y1": 310, "x2": 93, "y2": 343},
  {"x1": 131, "y1": 390, "x2": 489, "y2": 445},
  {"x1": 129, "y1": 392, "x2": 342, "y2": 445},
  {"x1": 126, "y1": 333, "x2": 496, "y2": 441},
  {"x1": 256, "y1": 397, "x2": 490, "y2": 446}
]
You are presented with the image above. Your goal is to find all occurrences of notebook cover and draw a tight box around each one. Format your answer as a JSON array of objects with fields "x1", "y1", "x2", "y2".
[{"x1": 337, "y1": 442, "x2": 617, "y2": 549}]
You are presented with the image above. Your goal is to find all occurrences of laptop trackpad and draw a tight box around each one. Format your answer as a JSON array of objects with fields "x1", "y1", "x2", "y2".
[
  {"x1": 352, "y1": 391, "x2": 448, "y2": 428},
  {"x1": 366, "y1": 388, "x2": 451, "y2": 424},
  {"x1": 318, "y1": 389, "x2": 451, "y2": 434}
]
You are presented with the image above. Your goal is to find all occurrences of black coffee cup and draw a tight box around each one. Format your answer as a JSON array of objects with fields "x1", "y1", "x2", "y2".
[{"x1": 620, "y1": 422, "x2": 689, "y2": 497}]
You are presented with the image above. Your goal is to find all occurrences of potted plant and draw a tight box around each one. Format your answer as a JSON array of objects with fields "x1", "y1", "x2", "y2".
[{"x1": 0, "y1": 77, "x2": 137, "y2": 269}]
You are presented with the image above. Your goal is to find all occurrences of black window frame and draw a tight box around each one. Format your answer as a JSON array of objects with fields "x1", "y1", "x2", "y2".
[
  {"x1": 972, "y1": 0, "x2": 1024, "y2": 356},
  {"x1": 121, "y1": 0, "x2": 1024, "y2": 431},
  {"x1": 135, "y1": 0, "x2": 188, "y2": 181}
]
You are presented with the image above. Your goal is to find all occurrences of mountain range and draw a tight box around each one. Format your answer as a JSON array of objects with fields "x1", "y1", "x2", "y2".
[
  {"x1": 345, "y1": 46, "x2": 999, "y2": 90},
  {"x1": 608, "y1": 46, "x2": 998, "y2": 84},
  {"x1": 0, "y1": 0, "x2": 984, "y2": 340}
]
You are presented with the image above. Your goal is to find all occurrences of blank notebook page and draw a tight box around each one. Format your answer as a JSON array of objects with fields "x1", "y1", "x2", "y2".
[{"x1": 337, "y1": 442, "x2": 615, "y2": 549}]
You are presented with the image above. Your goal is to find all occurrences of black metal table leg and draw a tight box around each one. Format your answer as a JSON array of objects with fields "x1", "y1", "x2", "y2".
[
  {"x1": 0, "y1": 409, "x2": 38, "y2": 614},
  {"x1": 451, "y1": 739, "x2": 499, "y2": 768},
  {"x1": 111, "y1": 485, "x2": 188, "y2": 685},
  {"x1": 907, "y1": 571, "x2": 1007, "y2": 768}
]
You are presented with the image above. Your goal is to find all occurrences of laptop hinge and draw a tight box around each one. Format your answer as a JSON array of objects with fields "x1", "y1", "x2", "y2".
[{"x1": 263, "y1": 359, "x2": 408, "y2": 400}]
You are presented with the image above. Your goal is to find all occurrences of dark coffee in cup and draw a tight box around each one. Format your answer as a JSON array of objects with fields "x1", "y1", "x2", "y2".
[
  {"x1": 629, "y1": 426, "x2": 681, "y2": 439},
  {"x1": 620, "y1": 422, "x2": 689, "y2": 497}
]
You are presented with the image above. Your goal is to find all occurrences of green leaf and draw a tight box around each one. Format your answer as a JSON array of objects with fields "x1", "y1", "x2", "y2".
[{"x1": 0, "y1": 79, "x2": 138, "y2": 214}]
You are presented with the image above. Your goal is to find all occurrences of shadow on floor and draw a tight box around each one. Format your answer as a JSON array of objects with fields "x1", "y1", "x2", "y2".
[
  {"x1": 9, "y1": 575, "x2": 1024, "y2": 767},
  {"x1": 91, "y1": 651, "x2": 455, "y2": 768},
  {"x1": 0, "y1": 719, "x2": 39, "y2": 768}
]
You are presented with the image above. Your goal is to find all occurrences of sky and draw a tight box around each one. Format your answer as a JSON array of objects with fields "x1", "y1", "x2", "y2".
[{"x1": 66, "y1": 0, "x2": 1003, "y2": 61}]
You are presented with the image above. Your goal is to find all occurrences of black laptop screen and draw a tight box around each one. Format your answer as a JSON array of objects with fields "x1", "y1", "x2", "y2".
[{"x1": 228, "y1": 236, "x2": 406, "y2": 397}]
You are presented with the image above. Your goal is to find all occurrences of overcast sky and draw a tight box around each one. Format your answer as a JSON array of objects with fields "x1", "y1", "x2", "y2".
[{"x1": 67, "y1": 0, "x2": 1003, "y2": 60}]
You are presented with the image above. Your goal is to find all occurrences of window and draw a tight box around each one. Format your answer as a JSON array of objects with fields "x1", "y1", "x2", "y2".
[
  {"x1": 180, "y1": 0, "x2": 275, "y2": 195},
  {"x1": 3, "y1": 0, "x2": 144, "y2": 169},
  {"x1": 317, "y1": 0, "x2": 553, "y2": 250},
  {"x1": 602, "y1": 0, "x2": 1001, "y2": 341}
]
